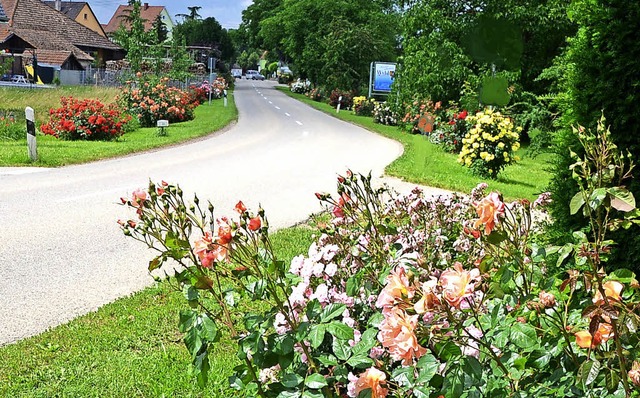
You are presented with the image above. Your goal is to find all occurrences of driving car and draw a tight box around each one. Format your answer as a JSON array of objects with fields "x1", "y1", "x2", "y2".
[{"x1": 245, "y1": 70, "x2": 265, "y2": 80}]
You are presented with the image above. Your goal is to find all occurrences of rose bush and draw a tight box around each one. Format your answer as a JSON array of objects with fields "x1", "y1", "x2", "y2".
[
  {"x1": 457, "y1": 108, "x2": 521, "y2": 179},
  {"x1": 119, "y1": 119, "x2": 640, "y2": 397},
  {"x1": 118, "y1": 76, "x2": 197, "y2": 127},
  {"x1": 40, "y1": 97, "x2": 131, "y2": 141}
]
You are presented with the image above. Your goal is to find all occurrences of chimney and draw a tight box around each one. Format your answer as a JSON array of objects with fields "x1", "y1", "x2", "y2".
[
  {"x1": 55, "y1": 0, "x2": 61, "y2": 11},
  {"x1": 144, "y1": 3, "x2": 149, "y2": 10}
]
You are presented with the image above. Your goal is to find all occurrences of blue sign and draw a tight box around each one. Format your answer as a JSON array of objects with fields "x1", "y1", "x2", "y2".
[{"x1": 373, "y1": 62, "x2": 396, "y2": 92}]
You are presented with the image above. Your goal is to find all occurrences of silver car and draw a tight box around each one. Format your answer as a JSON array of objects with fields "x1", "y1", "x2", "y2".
[{"x1": 245, "y1": 70, "x2": 265, "y2": 80}]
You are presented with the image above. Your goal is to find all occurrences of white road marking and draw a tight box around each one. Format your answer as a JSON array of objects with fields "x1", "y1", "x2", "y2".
[
  {"x1": 285, "y1": 113, "x2": 291, "y2": 117},
  {"x1": 296, "y1": 121, "x2": 303, "y2": 126},
  {"x1": 275, "y1": 106, "x2": 280, "y2": 110},
  {"x1": 269, "y1": 101, "x2": 273, "y2": 104}
]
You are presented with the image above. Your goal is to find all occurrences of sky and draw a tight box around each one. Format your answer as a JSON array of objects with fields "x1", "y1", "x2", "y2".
[{"x1": 89, "y1": 0, "x2": 253, "y2": 29}]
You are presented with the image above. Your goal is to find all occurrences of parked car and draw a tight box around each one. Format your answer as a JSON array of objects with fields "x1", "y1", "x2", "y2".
[
  {"x1": 231, "y1": 68, "x2": 243, "y2": 79},
  {"x1": 245, "y1": 70, "x2": 265, "y2": 80}
]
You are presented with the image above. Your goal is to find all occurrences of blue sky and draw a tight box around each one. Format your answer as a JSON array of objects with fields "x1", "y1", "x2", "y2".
[{"x1": 89, "y1": 0, "x2": 253, "y2": 29}]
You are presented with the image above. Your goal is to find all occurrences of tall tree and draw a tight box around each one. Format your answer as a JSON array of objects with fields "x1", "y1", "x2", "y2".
[
  {"x1": 176, "y1": 6, "x2": 202, "y2": 21},
  {"x1": 173, "y1": 17, "x2": 235, "y2": 63},
  {"x1": 258, "y1": 0, "x2": 399, "y2": 89},
  {"x1": 112, "y1": 0, "x2": 149, "y2": 73},
  {"x1": 151, "y1": 14, "x2": 168, "y2": 43}
]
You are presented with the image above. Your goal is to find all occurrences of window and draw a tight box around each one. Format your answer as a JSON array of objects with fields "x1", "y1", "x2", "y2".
[{"x1": 83, "y1": 13, "x2": 87, "y2": 20}]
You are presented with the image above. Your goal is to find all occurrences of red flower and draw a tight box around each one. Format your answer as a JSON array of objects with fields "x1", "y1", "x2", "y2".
[{"x1": 248, "y1": 216, "x2": 261, "y2": 231}]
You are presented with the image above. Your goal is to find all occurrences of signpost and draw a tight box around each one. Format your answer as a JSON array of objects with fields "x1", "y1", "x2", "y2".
[
  {"x1": 157, "y1": 119, "x2": 169, "y2": 136},
  {"x1": 25, "y1": 107, "x2": 37, "y2": 161},
  {"x1": 368, "y1": 62, "x2": 397, "y2": 97}
]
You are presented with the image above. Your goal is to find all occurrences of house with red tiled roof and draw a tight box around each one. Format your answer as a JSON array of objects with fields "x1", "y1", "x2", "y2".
[
  {"x1": 44, "y1": 1, "x2": 107, "y2": 38},
  {"x1": 103, "y1": 3, "x2": 174, "y2": 40},
  {"x1": 0, "y1": 0, "x2": 123, "y2": 80}
]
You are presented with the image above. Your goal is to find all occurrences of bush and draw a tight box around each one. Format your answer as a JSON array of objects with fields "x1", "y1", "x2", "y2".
[
  {"x1": 457, "y1": 108, "x2": 521, "y2": 178},
  {"x1": 0, "y1": 115, "x2": 26, "y2": 140},
  {"x1": 439, "y1": 109, "x2": 470, "y2": 153},
  {"x1": 353, "y1": 96, "x2": 376, "y2": 117},
  {"x1": 119, "y1": 77, "x2": 198, "y2": 127},
  {"x1": 290, "y1": 79, "x2": 311, "y2": 94},
  {"x1": 328, "y1": 89, "x2": 353, "y2": 110},
  {"x1": 278, "y1": 74, "x2": 293, "y2": 84},
  {"x1": 373, "y1": 101, "x2": 398, "y2": 125},
  {"x1": 40, "y1": 97, "x2": 131, "y2": 141},
  {"x1": 547, "y1": 0, "x2": 640, "y2": 272},
  {"x1": 307, "y1": 87, "x2": 324, "y2": 102},
  {"x1": 188, "y1": 78, "x2": 228, "y2": 103}
]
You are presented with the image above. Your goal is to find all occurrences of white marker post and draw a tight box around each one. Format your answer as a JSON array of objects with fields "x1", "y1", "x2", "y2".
[
  {"x1": 25, "y1": 107, "x2": 37, "y2": 161},
  {"x1": 223, "y1": 89, "x2": 228, "y2": 107},
  {"x1": 336, "y1": 96, "x2": 342, "y2": 113}
]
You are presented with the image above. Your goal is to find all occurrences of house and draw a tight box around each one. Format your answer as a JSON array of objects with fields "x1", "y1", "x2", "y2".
[
  {"x1": 103, "y1": 3, "x2": 174, "y2": 40},
  {"x1": 0, "y1": 0, "x2": 123, "y2": 82},
  {"x1": 43, "y1": 0, "x2": 107, "y2": 38}
]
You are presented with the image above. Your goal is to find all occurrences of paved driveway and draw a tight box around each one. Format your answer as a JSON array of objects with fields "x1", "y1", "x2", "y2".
[{"x1": 0, "y1": 80, "x2": 407, "y2": 345}]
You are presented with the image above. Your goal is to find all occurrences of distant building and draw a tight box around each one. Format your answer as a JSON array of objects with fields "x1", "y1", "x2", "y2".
[
  {"x1": 44, "y1": 1, "x2": 107, "y2": 38},
  {"x1": 0, "y1": 0, "x2": 123, "y2": 81},
  {"x1": 103, "y1": 3, "x2": 174, "y2": 40}
]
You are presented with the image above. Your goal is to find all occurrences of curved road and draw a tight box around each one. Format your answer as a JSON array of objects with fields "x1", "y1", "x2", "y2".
[{"x1": 0, "y1": 79, "x2": 404, "y2": 345}]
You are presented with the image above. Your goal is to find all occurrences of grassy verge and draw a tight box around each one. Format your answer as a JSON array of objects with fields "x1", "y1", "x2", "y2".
[
  {"x1": 0, "y1": 90, "x2": 237, "y2": 167},
  {"x1": 0, "y1": 225, "x2": 316, "y2": 397},
  {"x1": 277, "y1": 86, "x2": 553, "y2": 200}
]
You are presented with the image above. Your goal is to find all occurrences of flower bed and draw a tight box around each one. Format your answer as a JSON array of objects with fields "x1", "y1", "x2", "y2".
[{"x1": 119, "y1": 119, "x2": 640, "y2": 397}]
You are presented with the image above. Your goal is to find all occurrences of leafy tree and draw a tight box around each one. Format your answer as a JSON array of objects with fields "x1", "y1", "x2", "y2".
[
  {"x1": 169, "y1": 31, "x2": 192, "y2": 80},
  {"x1": 112, "y1": 0, "x2": 149, "y2": 73},
  {"x1": 547, "y1": 0, "x2": 640, "y2": 272},
  {"x1": 173, "y1": 17, "x2": 235, "y2": 63},
  {"x1": 394, "y1": 0, "x2": 572, "y2": 106},
  {"x1": 257, "y1": 0, "x2": 399, "y2": 90}
]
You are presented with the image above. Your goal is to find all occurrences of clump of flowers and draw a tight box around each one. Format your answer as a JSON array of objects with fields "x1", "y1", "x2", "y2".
[
  {"x1": 0, "y1": 113, "x2": 25, "y2": 140},
  {"x1": 457, "y1": 108, "x2": 521, "y2": 178},
  {"x1": 290, "y1": 79, "x2": 311, "y2": 94},
  {"x1": 353, "y1": 96, "x2": 376, "y2": 117},
  {"x1": 118, "y1": 77, "x2": 197, "y2": 127},
  {"x1": 40, "y1": 97, "x2": 131, "y2": 141},
  {"x1": 440, "y1": 109, "x2": 469, "y2": 153},
  {"x1": 373, "y1": 101, "x2": 398, "y2": 125},
  {"x1": 307, "y1": 87, "x2": 324, "y2": 102},
  {"x1": 329, "y1": 89, "x2": 354, "y2": 110}
]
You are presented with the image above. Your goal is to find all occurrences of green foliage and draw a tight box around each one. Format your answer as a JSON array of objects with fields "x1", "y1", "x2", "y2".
[
  {"x1": 395, "y1": 0, "x2": 573, "y2": 107},
  {"x1": 151, "y1": 14, "x2": 169, "y2": 43},
  {"x1": 547, "y1": 0, "x2": 640, "y2": 273},
  {"x1": 173, "y1": 17, "x2": 234, "y2": 62},
  {"x1": 169, "y1": 31, "x2": 192, "y2": 81},
  {"x1": 257, "y1": 0, "x2": 399, "y2": 91},
  {"x1": 112, "y1": 0, "x2": 149, "y2": 73}
]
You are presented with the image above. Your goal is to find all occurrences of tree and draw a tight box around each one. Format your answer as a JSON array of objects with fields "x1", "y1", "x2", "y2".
[
  {"x1": 547, "y1": 0, "x2": 640, "y2": 272},
  {"x1": 173, "y1": 17, "x2": 235, "y2": 63},
  {"x1": 112, "y1": 0, "x2": 149, "y2": 73},
  {"x1": 257, "y1": 0, "x2": 399, "y2": 90},
  {"x1": 176, "y1": 6, "x2": 202, "y2": 21},
  {"x1": 393, "y1": 0, "x2": 573, "y2": 106},
  {"x1": 151, "y1": 14, "x2": 168, "y2": 43}
]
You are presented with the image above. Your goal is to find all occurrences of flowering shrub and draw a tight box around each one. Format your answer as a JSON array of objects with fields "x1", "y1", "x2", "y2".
[
  {"x1": 188, "y1": 78, "x2": 228, "y2": 103},
  {"x1": 0, "y1": 114, "x2": 25, "y2": 140},
  {"x1": 353, "y1": 96, "x2": 376, "y2": 117},
  {"x1": 290, "y1": 79, "x2": 311, "y2": 94},
  {"x1": 40, "y1": 97, "x2": 131, "y2": 141},
  {"x1": 439, "y1": 109, "x2": 469, "y2": 153},
  {"x1": 118, "y1": 77, "x2": 197, "y2": 127},
  {"x1": 457, "y1": 108, "x2": 521, "y2": 178},
  {"x1": 401, "y1": 97, "x2": 447, "y2": 134},
  {"x1": 329, "y1": 89, "x2": 354, "y2": 110},
  {"x1": 119, "y1": 118, "x2": 640, "y2": 397},
  {"x1": 373, "y1": 101, "x2": 398, "y2": 125},
  {"x1": 307, "y1": 87, "x2": 325, "y2": 102}
]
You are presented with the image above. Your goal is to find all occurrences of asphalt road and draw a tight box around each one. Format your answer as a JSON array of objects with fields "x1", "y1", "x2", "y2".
[{"x1": 0, "y1": 79, "x2": 405, "y2": 345}]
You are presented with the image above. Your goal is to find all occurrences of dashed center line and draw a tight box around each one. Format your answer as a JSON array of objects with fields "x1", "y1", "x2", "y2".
[
  {"x1": 285, "y1": 113, "x2": 291, "y2": 117},
  {"x1": 268, "y1": 101, "x2": 273, "y2": 104},
  {"x1": 296, "y1": 121, "x2": 303, "y2": 126},
  {"x1": 275, "y1": 106, "x2": 281, "y2": 110}
]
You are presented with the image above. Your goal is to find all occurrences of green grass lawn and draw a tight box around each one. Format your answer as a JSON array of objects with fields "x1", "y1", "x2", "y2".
[
  {"x1": 0, "y1": 90, "x2": 237, "y2": 167},
  {"x1": 0, "y1": 226, "x2": 316, "y2": 397},
  {"x1": 277, "y1": 87, "x2": 554, "y2": 201}
]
